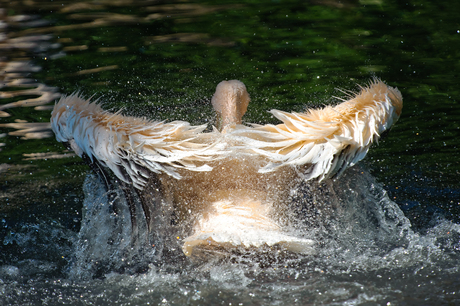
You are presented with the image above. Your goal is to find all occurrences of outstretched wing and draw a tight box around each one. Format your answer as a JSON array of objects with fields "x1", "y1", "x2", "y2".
[
  {"x1": 51, "y1": 94, "x2": 217, "y2": 189},
  {"x1": 236, "y1": 79, "x2": 403, "y2": 181},
  {"x1": 51, "y1": 79, "x2": 402, "y2": 188}
]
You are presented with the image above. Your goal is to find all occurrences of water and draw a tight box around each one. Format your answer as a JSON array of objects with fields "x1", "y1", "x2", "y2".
[
  {"x1": 1, "y1": 0, "x2": 460, "y2": 305},
  {"x1": 2, "y1": 167, "x2": 459, "y2": 305}
]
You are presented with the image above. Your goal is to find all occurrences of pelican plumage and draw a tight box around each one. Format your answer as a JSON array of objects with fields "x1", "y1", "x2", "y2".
[{"x1": 51, "y1": 79, "x2": 402, "y2": 257}]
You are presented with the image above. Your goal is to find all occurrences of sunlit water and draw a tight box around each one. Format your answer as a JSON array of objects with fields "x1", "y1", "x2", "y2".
[
  {"x1": 1, "y1": 165, "x2": 460, "y2": 305},
  {"x1": 1, "y1": 0, "x2": 460, "y2": 305}
]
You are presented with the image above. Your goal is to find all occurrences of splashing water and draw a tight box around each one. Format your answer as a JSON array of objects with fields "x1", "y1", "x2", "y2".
[
  {"x1": 1, "y1": 165, "x2": 460, "y2": 304},
  {"x1": 72, "y1": 164, "x2": 459, "y2": 275}
]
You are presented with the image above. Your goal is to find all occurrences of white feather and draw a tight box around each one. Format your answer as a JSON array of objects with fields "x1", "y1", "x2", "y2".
[{"x1": 51, "y1": 79, "x2": 402, "y2": 189}]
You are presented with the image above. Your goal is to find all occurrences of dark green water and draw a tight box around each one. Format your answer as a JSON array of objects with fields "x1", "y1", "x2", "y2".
[{"x1": 1, "y1": 0, "x2": 459, "y2": 305}]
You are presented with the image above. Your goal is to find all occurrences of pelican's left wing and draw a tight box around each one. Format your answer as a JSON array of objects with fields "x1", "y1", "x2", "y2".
[
  {"x1": 238, "y1": 79, "x2": 403, "y2": 181},
  {"x1": 51, "y1": 94, "x2": 218, "y2": 189}
]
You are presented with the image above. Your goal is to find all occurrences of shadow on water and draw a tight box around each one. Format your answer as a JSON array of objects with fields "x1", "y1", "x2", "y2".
[{"x1": 1, "y1": 0, "x2": 460, "y2": 305}]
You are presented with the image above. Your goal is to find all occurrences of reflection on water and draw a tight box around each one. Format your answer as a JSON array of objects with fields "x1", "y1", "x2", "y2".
[
  {"x1": 1, "y1": 0, "x2": 460, "y2": 305},
  {"x1": 0, "y1": 11, "x2": 61, "y2": 148},
  {"x1": 0, "y1": 122, "x2": 52, "y2": 139}
]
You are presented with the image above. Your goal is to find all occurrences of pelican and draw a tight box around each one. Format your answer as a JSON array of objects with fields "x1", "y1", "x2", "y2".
[{"x1": 51, "y1": 79, "x2": 402, "y2": 257}]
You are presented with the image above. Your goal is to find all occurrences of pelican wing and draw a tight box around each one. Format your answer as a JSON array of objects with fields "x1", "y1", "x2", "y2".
[
  {"x1": 51, "y1": 94, "x2": 218, "y2": 189},
  {"x1": 236, "y1": 79, "x2": 403, "y2": 181},
  {"x1": 51, "y1": 80, "x2": 402, "y2": 188}
]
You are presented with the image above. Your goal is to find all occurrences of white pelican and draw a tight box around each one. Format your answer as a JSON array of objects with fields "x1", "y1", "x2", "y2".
[{"x1": 51, "y1": 79, "x2": 402, "y2": 257}]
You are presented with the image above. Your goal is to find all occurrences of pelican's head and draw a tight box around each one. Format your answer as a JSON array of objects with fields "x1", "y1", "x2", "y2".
[{"x1": 211, "y1": 80, "x2": 250, "y2": 131}]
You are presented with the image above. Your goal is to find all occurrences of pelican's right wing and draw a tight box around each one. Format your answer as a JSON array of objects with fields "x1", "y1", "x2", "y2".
[
  {"x1": 51, "y1": 94, "x2": 218, "y2": 189},
  {"x1": 238, "y1": 79, "x2": 403, "y2": 181}
]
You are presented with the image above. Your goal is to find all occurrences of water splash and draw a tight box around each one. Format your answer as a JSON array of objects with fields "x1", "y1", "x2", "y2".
[{"x1": 65, "y1": 164, "x2": 460, "y2": 280}]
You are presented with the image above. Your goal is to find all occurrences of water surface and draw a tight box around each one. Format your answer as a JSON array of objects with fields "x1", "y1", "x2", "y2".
[{"x1": 1, "y1": 0, "x2": 459, "y2": 305}]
